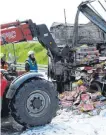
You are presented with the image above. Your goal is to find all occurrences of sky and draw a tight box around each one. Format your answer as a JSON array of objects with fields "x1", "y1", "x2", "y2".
[{"x1": 0, "y1": 0, "x2": 106, "y2": 28}]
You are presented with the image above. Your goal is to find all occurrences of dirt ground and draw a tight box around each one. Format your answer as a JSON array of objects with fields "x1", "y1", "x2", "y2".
[{"x1": 1, "y1": 116, "x2": 23, "y2": 135}]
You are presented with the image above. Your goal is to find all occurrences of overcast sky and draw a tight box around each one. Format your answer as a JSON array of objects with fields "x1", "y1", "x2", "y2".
[{"x1": 0, "y1": 0, "x2": 106, "y2": 28}]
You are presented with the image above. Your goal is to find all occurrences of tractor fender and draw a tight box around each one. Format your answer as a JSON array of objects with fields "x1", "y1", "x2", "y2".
[{"x1": 6, "y1": 72, "x2": 48, "y2": 99}]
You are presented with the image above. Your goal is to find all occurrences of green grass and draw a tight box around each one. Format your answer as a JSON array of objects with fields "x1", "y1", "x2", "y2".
[{"x1": 0, "y1": 42, "x2": 48, "y2": 65}]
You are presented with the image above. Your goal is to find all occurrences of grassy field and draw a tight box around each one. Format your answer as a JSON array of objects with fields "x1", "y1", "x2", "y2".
[{"x1": 1, "y1": 42, "x2": 48, "y2": 65}]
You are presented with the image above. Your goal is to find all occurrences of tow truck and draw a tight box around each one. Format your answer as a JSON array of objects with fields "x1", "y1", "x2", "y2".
[{"x1": 0, "y1": 0, "x2": 106, "y2": 127}]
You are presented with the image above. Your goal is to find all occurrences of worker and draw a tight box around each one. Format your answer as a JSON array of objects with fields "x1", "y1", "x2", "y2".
[
  {"x1": 25, "y1": 51, "x2": 38, "y2": 72},
  {"x1": 0, "y1": 53, "x2": 8, "y2": 70}
]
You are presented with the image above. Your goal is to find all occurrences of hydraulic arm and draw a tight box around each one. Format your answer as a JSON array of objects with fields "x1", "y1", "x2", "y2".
[{"x1": 1, "y1": 20, "x2": 61, "y2": 58}]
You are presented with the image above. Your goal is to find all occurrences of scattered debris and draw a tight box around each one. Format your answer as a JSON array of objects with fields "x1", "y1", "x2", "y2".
[{"x1": 59, "y1": 84, "x2": 106, "y2": 115}]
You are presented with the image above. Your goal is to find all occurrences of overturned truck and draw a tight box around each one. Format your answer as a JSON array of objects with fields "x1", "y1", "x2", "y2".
[
  {"x1": 50, "y1": 22, "x2": 106, "y2": 46},
  {"x1": 48, "y1": 0, "x2": 106, "y2": 93}
]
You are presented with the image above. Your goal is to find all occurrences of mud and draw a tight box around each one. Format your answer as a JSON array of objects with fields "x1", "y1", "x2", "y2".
[{"x1": 1, "y1": 116, "x2": 23, "y2": 135}]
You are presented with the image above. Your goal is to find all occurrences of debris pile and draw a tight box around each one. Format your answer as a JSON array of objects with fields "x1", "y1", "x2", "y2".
[
  {"x1": 59, "y1": 87, "x2": 106, "y2": 115},
  {"x1": 76, "y1": 45, "x2": 99, "y2": 65},
  {"x1": 59, "y1": 54, "x2": 106, "y2": 115}
]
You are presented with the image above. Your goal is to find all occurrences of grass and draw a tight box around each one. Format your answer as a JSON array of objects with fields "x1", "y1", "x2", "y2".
[{"x1": 0, "y1": 42, "x2": 48, "y2": 65}]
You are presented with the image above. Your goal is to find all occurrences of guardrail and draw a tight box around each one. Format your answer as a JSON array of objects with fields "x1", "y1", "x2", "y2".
[{"x1": 15, "y1": 63, "x2": 48, "y2": 72}]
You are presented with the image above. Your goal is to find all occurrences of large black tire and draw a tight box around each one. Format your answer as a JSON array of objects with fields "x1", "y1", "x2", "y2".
[
  {"x1": 10, "y1": 79, "x2": 58, "y2": 127},
  {"x1": 89, "y1": 81, "x2": 106, "y2": 97},
  {"x1": 89, "y1": 81, "x2": 102, "y2": 93},
  {"x1": 1, "y1": 87, "x2": 10, "y2": 117},
  {"x1": 1, "y1": 97, "x2": 10, "y2": 117}
]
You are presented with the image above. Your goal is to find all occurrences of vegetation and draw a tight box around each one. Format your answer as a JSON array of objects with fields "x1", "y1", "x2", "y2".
[{"x1": 1, "y1": 42, "x2": 48, "y2": 65}]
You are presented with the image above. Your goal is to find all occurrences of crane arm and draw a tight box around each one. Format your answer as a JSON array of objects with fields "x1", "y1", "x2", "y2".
[{"x1": 0, "y1": 20, "x2": 60, "y2": 58}]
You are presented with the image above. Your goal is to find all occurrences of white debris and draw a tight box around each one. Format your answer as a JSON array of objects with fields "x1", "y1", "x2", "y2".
[{"x1": 21, "y1": 109, "x2": 106, "y2": 135}]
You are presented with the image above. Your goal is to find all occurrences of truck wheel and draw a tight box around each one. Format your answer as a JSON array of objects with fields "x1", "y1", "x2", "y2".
[
  {"x1": 89, "y1": 81, "x2": 102, "y2": 93},
  {"x1": 1, "y1": 87, "x2": 10, "y2": 117},
  {"x1": 1, "y1": 97, "x2": 10, "y2": 117},
  {"x1": 10, "y1": 79, "x2": 58, "y2": 127}
]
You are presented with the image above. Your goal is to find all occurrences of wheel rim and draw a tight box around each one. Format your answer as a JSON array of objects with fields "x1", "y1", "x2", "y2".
[{"x1": 26, "y1": 90, "x2": 51, "y2": 117}]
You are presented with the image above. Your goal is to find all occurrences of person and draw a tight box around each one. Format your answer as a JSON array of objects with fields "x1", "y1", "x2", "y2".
[
  {"x1": 0, "y1": 53, "x2": 8, "y2": 70},
  {"x1": 25, "y1": 51, "x2": 38, "y2": 72}
]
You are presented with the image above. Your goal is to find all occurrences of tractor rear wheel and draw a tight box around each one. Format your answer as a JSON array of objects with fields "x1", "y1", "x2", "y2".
[{"x1": 10, "y1": 79, "x2": 58, "y2": 127}]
